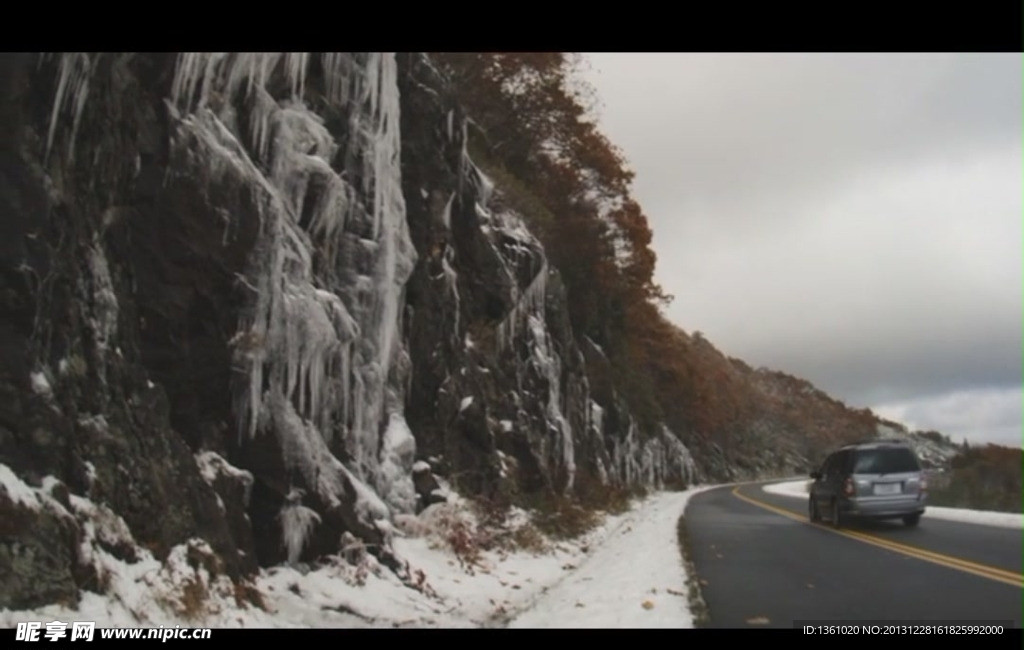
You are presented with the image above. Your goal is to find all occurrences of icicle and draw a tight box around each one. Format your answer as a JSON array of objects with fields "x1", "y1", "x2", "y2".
[
  {"x1": 496, "y1": 260, "x2": 548, "y2": 353},
  {"x1": 440, "y1": 251, "x2": 460, "y2": 335},
  {"x1": 277, "y1": 487, "x2": 321, "y2": 565},
  {"x1": 172, "y1": 52, "x2": 304, "y2": 119},
  {"x1": 46, "y1": 53, "x2": 94, "y2": 163},
  {"x1": 172, "y1": 53, "x2": 216, "y2": 112},
  {"x1": 376, "y1": 413, "x2": 417, "y2": 512},
  {"x1": 87, "y1": 239, "x2": 119, "y2": 357},
  {"x1": 440, "y1": 191, "x2": 454, "y2": 230},
  {"x1": 284, "y1": 52, "x2": 309, "y2": 99},
  {"x1": 167, "y1": 52, "x2": 420, "y2": 519},
  {"x1": 249, "y1": 86, "x2": 278, "y2": 165},
  {"x1": 321, "y1": 53, "x2": 350, "y2": 107},
  {"x1": 525, "y1": 310, "x2": 575, "y2": 492},
  {"x1": 268, "y1": 100, "x2": 344, "y2": 232}
]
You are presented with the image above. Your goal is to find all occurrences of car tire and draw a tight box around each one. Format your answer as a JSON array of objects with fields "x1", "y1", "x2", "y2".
[
  {"x1": 903, "y1": 514, "x2": 921, "y2": 527},
  {"x1": 809, "y1": 497, "x2": 821, "y2": 523},
  {"x1": 831, "y1": 500, "x2": 844, "y2": 528}
]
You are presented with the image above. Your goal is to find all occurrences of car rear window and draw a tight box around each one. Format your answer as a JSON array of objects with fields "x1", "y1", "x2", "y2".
[{"x1": 853, "y1": 448, "x2": 920, "y2": 474}]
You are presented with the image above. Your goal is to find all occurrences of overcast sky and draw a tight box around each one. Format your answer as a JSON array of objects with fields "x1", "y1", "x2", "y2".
[{"x1": 584, "y1": 53, "x2": 1022, "y2": 448}]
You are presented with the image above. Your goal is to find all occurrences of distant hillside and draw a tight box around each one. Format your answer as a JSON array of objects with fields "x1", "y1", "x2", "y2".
[
  {"x1": 629, "y1": 326, "x2": 961, "y2": 480},
  {"x1": 928, "y1": 444, "x2": 1023, "y2": 513}
]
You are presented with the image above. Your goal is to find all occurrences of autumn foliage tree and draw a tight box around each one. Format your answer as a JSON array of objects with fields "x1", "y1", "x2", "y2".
[{"x1": 435, "y1": 53, "x2": 664, "y2": 351}]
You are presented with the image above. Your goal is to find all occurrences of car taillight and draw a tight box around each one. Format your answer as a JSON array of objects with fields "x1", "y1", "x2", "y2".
[
  {"x1": 920, "y1": 477, "x2": 928, "y2": 491},
  {"x1": 843, "y1": 477, "x2": 855, "y2": 496}
]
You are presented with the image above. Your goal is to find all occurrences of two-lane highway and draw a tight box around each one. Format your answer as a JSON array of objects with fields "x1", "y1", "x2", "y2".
[{"x1": 684, "y1": 482, "x2": 1023, "y2": 628}]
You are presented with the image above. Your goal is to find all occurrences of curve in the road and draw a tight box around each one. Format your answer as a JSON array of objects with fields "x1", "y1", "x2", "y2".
[
  {"x1": 731, "y1": 486, "x2": 1023, "y2": 589},
  {"x1": 684, "y1": 482, "x2": 1023, "y2": 628}
]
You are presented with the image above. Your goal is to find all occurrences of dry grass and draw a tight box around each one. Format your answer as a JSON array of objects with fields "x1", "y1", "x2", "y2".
[
  {"x1": 510, "y1": 522, "x2": 547, "y2": 553},
  {"x1": 419, "y1": 503, "x2": 492, "y2": 572},
  {"x1": 232, "y1": 580, "x2": 266, "y2": 611},
  {"x1": 176, "y1": 576, "x2": 209, "y2": 620},
  {"x1": 525, "y1": 494, "x2": 602, "y2": 540},
  {"x1": 444, "y1": 518, "x2": 486, "y2": 570},
  {"x1": 676, "y1": 514, "x2": 710, "y2": 627},
  {"x1": 577, "y1": 479, "x2": 640, "y2": 516}
]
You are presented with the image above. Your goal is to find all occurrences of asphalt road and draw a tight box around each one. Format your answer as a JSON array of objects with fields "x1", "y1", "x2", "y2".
[{"x1": 684, "y1": 481, "x2": 1023, "y2": 628}]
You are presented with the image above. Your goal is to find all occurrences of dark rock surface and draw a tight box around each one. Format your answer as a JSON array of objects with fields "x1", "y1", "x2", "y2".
[
  {"x1": 0, "y1": 486, "x2": 81, "y2": 610},
  {"x1": 1, "y1": 55, "x2": 247, "y2": 610}
]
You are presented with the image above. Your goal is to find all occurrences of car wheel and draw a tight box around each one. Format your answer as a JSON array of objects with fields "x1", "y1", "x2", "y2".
[
  {"x1": 809, "y1": 497, "x2": 821, "y2": 522},
  {"x1": 903, "y1": 514, "x2": 921, "y2": 527},
  {"x1": 831, "y1": 500, "x2": 844, "y2": 528}
]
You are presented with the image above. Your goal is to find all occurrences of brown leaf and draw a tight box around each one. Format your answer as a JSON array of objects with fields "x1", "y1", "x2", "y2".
[
  {"x1": 746, "y1": 616, "x2": 770, "y2": 625},
  {"x1": 642, "y1": 600, "x2": 655, "y2": 610}
]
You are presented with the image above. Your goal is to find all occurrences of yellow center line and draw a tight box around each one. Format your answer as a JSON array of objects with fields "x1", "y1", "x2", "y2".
[{"x1": 730, "y1": 485, "x2": 1024, "y2": 589}]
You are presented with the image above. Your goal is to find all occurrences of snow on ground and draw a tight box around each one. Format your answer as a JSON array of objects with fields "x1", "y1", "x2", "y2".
[
  {"x1": 509, "y1": 486, "x2": 716, "y2": 628},
  {"x1": 0, "y1": 461, "x2": 712, "y2": 629},
  {"x1": 759, "y1": 479, "x2": 821, "y2": 501},
  {"x1": 763, "y1": 480, "x2": 1024, "y2": 529},
  {"x1": 0, "y1": 463, "x2": 42, "y2": 508}
]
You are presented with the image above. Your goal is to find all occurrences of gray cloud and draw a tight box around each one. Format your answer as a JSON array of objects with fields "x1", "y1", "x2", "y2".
[
  {"x1": 875, "y1": 387, "x2": 1023, "y2": 448},
  {"x1": 585, "y1": 53, "x2": 1022, "y2": 446}
]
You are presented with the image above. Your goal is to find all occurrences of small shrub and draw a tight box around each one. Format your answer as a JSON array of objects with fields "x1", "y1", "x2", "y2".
[
  {"x1": 445, "y1": 518, "x2": 484, "y2": 570},
  {"x1": 462, "y1": 496, "x2": 553, "y2": 554},
  {"x1": 525, "y1": 493, "x2": 601, "y2": 540},
  {"x1": 420, "y1": 503, "x2": 492, "y2": 572},
  {"x1": 232, "y1": 580, "x2": 266, "y2": 611},
  {"x1": 510, "y1": 523, "x2": 547, "y2": 553},
  {"x1": 574, "y1": 472, "x2": 638, "y2": 516},
  {"x1": 177, "y1": 576, "x2": 209, "y2": 620},
  {"x1": 471, "y1": 494, "x2": 514, "y2": 531}
]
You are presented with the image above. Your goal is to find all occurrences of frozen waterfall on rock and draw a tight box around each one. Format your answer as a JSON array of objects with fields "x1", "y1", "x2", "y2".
[
  {"x1": 168, "y1": 53, "x2": 417, "y2": 532},
  {"x1": 34, "y1": 52, "x2": 701, "y2": 572}
]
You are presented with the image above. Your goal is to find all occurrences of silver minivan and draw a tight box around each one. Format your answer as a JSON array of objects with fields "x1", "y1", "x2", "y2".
[{"x1": 809, "y1": 441, "x2": 927, "y2": 527}]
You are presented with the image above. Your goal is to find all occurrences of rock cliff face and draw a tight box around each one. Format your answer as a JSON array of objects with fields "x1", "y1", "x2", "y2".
[
  {"x1": 0, "y1": 53, "x2": 700, "y2": 609},
  {"x1": 397, "y1": 55, "x2": 697, "y2": 502}
]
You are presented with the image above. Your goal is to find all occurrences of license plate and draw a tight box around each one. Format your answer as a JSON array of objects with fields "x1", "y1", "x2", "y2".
[{"x1": 874, "y1": 482, "x2": 901, "y2": 495}]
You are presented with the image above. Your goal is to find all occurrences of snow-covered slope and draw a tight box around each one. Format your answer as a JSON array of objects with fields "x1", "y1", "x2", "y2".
[
  {"x1": 1, "y1": 464, "x2": 707, "y2": 628},
  {"x1": 509, "y1": 487, "x2": 714, "y2": 628}
]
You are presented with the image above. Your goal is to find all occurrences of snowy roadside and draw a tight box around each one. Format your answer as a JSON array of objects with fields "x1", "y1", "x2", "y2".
[
  {"x1": 509, "y1": 486, "x2": 716, "y2": 628},
  {"x1": 0, "y1": 462, "x2": 711, "y2": 628},
  {"x1": 762, "y1": 479, "x2": 1024, "y2": 529}
]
